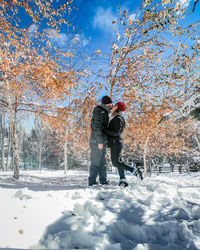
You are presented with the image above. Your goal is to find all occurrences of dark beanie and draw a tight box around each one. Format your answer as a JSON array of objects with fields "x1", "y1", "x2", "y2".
[{"x1": 101, "y1": 95, "x2": 113, "y2": 104}]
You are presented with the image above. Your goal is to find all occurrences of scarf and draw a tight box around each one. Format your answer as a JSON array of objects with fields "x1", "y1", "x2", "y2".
[
  {"x1": 101, "y1": 104, "x2": 112, "y2": 113},
  {"x1": 109, "y1": 111, "x2": 123, "y2": 123}
]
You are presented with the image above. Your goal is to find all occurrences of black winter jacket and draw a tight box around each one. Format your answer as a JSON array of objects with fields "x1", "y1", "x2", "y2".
[
  {"x1": 104, "y1": 114, "x2": 126, "y2": 146},
  {"x1": 90, "y1": 105, "x2": 110, "y2": 144}
]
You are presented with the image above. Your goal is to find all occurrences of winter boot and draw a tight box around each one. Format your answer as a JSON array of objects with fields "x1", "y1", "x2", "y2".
[
  {"x1": 101, "y1": 180, "x2": 110, "y2": 185},
  {"x1": 119, "y1": 178, "x2": 128, "y2": 187},
  {"x1": 89, "y1": 181, "x2": 99, "y2": 186},
  {"x1": 136, "y1": 168, "x2": 144, "y2": 180},
  {"x1": 131, "y1": 167, "x2": 137, "y2": 175}
]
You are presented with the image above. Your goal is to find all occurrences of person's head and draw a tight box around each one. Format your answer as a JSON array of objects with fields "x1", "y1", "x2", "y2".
[
  {"x1": 113, "y1": 101, "x2": 126, "y2": 113},
  {"x1": 101, "y1": 95, "x2": 113, "y2": 109}
]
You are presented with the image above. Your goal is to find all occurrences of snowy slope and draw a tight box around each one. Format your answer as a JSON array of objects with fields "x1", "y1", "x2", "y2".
[{"x1": 0, "y1": 170, "x2": 200, "y2": 250}]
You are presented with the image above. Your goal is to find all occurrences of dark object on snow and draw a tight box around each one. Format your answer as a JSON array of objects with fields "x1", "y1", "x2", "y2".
[
  {"x1": 135, "y1": 167, "x2": 144, "y2": 180},
  {"x1": 89, "y1": 103, "x2": 111, "y2": 186},
  {"x1": 90, "y1": 105, "x2": 110, "y2": 145},
  {"x1": 119, "y1": 179, "x2": 129, "y2": 187},
  {"x1": 101, "y1": 180, "x2": 110, "y2": 185},
  {"x1": 104, "y1": 114, "x2": 135, "y2": 179}
]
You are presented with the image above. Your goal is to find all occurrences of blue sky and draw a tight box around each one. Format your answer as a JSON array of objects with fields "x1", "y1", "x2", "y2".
[
  {"x1": 10, "y1": 0, "x2": 200, "y2": 61},
  {"x1": 36, "y1": 0, "x2": 143, "y2": 56},
  {"x1": 57, "y1": 0, "x2": 199, "y2": 52},
  {"x1": 57, "y1": 0, "x2": 199, "y2": 99},
  {"x1": 21, "y1": 0, "x2": 200, "y2": 61},
  {"x1": 72, "y1": 0, "x2": 142, "y2": 47},
  {"x1": 11, "y1": 0, "x2": 200, "y2": 100}
]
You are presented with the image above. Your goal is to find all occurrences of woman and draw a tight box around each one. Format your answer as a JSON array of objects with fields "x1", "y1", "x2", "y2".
[{"x1": 104, "y1": 101, "x2": 143, "y2": 187}]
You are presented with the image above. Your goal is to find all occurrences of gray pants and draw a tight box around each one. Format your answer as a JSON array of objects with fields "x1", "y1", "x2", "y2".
[{"x1": 88, "y1": 142, "x2": 107, "y2": 185}]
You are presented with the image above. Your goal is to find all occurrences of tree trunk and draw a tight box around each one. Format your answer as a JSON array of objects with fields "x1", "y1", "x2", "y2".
[
  {"x1": 58, "y1": 156, "x2": 61, "y2": 169},
  {"x1": 156, "y1": 164, "x2": 159, "y2": 176},
  {"x1": 194, "y1": 133, "x2": 200, "y2": 151},
  {"x1": 38, "y1": 142, "x2": 42, "y2": 170},
  {"x1": 5, "y1": 78, "x2": 19, "y2": 178},
  {"x1": 64, "y1": 139, "x2": 68, "y2": 174},
  {"x1": 186, "y1": 160, "x2": 190, "y2": 174},
  {"x1": 6, "y1": 125, "x2": 12, "y2": 171},
  {"x1": 143, "y1": 136, "x2": 149, "y2": 176},
  {"x1": 178, "y1": 164, "x2": 182, "y2": 174},
  {"x1": 0, "y1": 114, "x2": 5, "y2": 171},
  {"x1": 13, "y1": 103, "x2": 19, "y2": 179},
  {"x1": 148, "y1": 160, "x2": 152, "y2": 176},
  {"x1": 170, "y1": 163, "x2": 174, "y2": 172},
  {"x1": 1, "y1": 137, "x2": 5, "y2": 171}
]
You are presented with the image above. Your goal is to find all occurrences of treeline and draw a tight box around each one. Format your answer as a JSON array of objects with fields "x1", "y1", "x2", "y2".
[
  {"x1": 0, "y1": 108, "x2": 199, "y2": 175},
  {"x1": 0, "y1": 115, "x2": 88, "y2": 171}
]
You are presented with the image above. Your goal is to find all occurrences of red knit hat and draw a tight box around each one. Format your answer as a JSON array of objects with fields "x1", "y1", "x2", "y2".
[{"x1": 116, "y1": 101, "x2": 126, "y2": 111}]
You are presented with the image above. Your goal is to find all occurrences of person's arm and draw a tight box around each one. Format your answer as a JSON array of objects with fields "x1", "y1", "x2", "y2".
[
  {"x1": 104, "y1": 116, "x2": 124, "y2": 137},
  {"x1": 92, "y1": 107, "x2": 105, "y2": 144}
]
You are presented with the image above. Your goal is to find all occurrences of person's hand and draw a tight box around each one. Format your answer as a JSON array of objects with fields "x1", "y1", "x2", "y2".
[{"x1": 98, "y1": 144, "x2": 103, "y2": 150}]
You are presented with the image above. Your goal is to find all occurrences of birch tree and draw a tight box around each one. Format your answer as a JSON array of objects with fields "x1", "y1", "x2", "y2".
[
  {"x1": 0, "y1": 113, "x2": 6, "y2": 170},
  {"x1": 101, "y1": 0, "x2": 200, "y2": 174},
  {"x1": 0, "y1": 0, "x2": 75, "y2": 179}
]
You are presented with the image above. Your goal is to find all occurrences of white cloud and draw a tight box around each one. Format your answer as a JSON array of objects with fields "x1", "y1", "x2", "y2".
[
  {"x1": 71, "y1": 34, "x2": 90, "y2": 47},
  {"x1": 129, "y1": 13, "x2": 136, "y2": 21},
  {"x1": 93, "y1": 7, "x2": 117, "y2": 33},
  {"x1": 47, "y1": 30, "x2": 90, "y2": 48},
  {"x1": 47, "y1": 30, "x2": 69, "y2": 47},
  {"x1": 28, "y1": 24, "x2": 38, "y2": 33}
]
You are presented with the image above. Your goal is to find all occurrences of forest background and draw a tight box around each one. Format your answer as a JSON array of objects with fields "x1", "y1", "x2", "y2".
[{"x1": 0, "y1": 0, "x2": 200, "y2": 179}]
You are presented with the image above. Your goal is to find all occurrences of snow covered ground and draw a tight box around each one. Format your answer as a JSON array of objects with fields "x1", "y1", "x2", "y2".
[{"x1": 0, "y1": 170, "x2": 200, "y2": 250}]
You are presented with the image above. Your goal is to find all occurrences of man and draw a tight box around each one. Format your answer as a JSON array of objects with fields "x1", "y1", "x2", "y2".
[{"x1": 88, "y1": 95, "x2": 113, "y2": 186}]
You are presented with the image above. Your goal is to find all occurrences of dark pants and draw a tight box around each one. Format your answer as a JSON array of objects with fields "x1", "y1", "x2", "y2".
[
  {"x1": 88, "y1": 142, "x2": 107, "y2": 185},
  {"x1": 110, "y1": 141, "x2": 133, "y2": 179}
]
